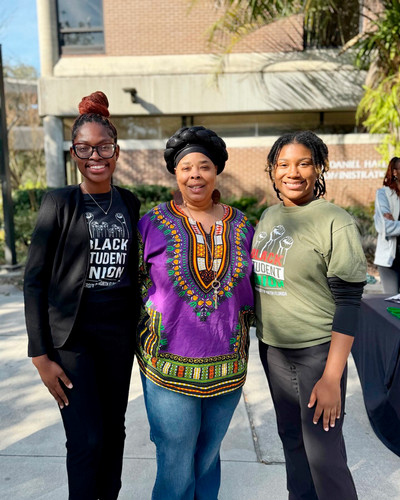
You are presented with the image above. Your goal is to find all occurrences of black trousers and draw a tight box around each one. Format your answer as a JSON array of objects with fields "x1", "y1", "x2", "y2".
[
  {"x1": 52, "y1": 294, "x2": 136, "y2": 500},
  {"x1": 259, "y1": 341, "x2": 358, "y2": 500}
]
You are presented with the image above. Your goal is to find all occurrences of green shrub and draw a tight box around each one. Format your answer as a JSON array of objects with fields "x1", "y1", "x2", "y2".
[
  {"x1": 0, "y1": 188, "x2": 50, "y2": 265},
  {"x1": 344, "y1": 203, "x2": 376, "y2": 265},
  {"x1": 14, "y1": 188, "x2": 50, "y2": 261},
  {"x1": 344, "y1": 203, "x2": 375, "y2": 235},
  {"x1": 222, "y1": 196, "x2": 268, "y2": 226},
  {"x1": 12, "y1": 187, "x2": 49, "y2": 212},
  {"x1": 123, "y1": 184, "x2": 173, "y2": 216}
]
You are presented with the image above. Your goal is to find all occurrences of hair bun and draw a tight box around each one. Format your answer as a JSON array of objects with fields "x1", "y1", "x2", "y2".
[
  {"x1": 164, "y1": 126, "x2": 228, "y2": 174},
  {"x1": 78, "y1": 91, "x2": 110, "y2": 117}
]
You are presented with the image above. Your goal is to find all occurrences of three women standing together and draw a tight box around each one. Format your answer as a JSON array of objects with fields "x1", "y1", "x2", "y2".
[{"x1": 24, "y1": 91, "x2": 366, "y2": 500}]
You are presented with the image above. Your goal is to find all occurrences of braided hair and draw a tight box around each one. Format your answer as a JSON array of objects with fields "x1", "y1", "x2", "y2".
[
  {"x1": 266, "y1": 131, "x2": 330, "y2": 201},
  {"x1": 71, "y1": 91, "x2": 118, "y2": 143},
  {"x1": 164, "y1": 126, "x2": 228, "y2": 174},
  {"x1": 383, "y1": 156, "x2": 400, "y2": 196}
]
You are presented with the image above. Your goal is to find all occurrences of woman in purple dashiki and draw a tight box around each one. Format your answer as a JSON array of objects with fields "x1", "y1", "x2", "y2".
[{"x1": 137, "y1": 126, "x2": 254, "y2": 500}]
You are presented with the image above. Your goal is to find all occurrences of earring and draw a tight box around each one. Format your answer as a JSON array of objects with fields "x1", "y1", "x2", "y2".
[
  {"x1": 173, "y1": 190, "x2": 184, "y2": 205},
  {"x1": 212, "y1": 189, "x2": 221, "y2": 204}
]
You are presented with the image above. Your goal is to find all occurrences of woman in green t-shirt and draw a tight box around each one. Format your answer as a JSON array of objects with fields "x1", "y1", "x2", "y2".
[{"x1": 252, "y1": 131, "x2": 366, "y2": 500}]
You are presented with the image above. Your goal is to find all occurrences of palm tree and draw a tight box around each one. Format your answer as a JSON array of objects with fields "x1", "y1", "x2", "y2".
[
  {"x1": 201, "y1": 0, "x2": 400, "y2": 160},
  {"x1": 205, "y1": 0, "x2": 360, "y2": 53},
  {"x1": 355, "y1": 0, "x2": 400, "y2": 160}
]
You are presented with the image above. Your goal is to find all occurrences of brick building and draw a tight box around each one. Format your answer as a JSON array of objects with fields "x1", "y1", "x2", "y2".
[{"x1": 37, "y1": 0, "x2": 384, "y2": 206}]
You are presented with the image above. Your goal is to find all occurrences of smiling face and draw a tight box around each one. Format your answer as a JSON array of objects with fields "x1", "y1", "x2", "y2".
[
  {"x1": 273, "y1": 143, "x2": 318, "y2": 207},
  {"x1": 70, "y1": 121, "x2": 119, "y2": 193},
  {"x1": 175, "y1": 152, "x2": 218, "y2": 208}
]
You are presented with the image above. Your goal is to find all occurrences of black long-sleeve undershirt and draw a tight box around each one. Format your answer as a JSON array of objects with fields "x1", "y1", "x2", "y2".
[{"x1": 327, "y1": 276, "x2": 366, "y2": 337}]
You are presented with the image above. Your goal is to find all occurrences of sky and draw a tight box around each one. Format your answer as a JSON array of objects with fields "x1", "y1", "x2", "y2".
[{"x1": 0, "y1": 0, "x2": 40, "y2": 74}]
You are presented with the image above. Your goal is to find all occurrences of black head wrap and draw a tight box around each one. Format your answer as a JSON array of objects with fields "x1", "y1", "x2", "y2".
[{"x1": 164, "y1": 126, "x2": 228, "y2": 175}]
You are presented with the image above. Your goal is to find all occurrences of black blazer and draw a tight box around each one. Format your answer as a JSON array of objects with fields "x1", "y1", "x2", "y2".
[{"x1": 24, "y1": 185, "x2": 141, "y2": 357}]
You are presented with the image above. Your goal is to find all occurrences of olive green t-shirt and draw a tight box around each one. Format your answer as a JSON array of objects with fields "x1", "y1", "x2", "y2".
[{"x1": 252, "y1": 199, "x2": 367, "y2": 348}]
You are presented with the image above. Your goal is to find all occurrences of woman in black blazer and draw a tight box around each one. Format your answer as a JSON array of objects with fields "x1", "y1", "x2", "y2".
[{"x1": 24, "y1": 91, "x2": 140, "y2": 500}]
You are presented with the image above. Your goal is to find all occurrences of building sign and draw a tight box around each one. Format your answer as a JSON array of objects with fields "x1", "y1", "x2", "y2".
[{"x1": 325, "y1": 160, "x2": 386, "y2": 180}]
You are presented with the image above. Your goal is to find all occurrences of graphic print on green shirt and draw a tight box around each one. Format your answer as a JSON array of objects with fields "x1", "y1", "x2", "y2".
[
  {"x1": 252, "y1": 199, "x2": 367, "y2": 348},
  {"x1": 251, "y1": 224, "x2": 293, "y2": 295}
]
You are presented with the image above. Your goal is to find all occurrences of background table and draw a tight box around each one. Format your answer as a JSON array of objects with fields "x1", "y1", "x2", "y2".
[{"x1": 352, "y1": 294, "x2": 400, "y2": 457}]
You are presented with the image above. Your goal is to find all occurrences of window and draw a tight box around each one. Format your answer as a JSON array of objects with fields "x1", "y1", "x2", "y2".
[
  {"x1": 194, "y1": 112, "x2": 357, "y2": 137},
  {"x1": 63, "y1": 116, "x2": 182, "y2": 141},
  {"x1": 318, "y1": 111, "x2": 360, "y2": 134},
  {"x1": 57, "y1": 0, "x2": 104, "y2": 54},
  {"x1": 304, "y1": 0, "x2": 360, "y2": 49},
  {"x1": 112, "y1": 116, "x2": 182, "y2": 140},
  {"x1": 63, "y1": 111, "x2": 358, "y2": 142}
]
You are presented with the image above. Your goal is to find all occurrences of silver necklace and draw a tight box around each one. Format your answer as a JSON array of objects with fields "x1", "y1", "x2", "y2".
[
  {"x1": 81, "y1": 184, "x2": 113, "y2": 215},
  {"x1": 184, "y1": 203, "x2": 221, "y2": 309}
]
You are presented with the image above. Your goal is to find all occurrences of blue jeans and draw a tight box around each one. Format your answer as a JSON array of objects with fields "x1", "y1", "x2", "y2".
[{"x1": 140, "y1": 373, "x2": 242, "y2": 500}]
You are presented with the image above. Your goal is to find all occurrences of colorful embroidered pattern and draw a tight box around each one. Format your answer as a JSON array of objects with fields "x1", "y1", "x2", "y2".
[
  {"x1": 137, "y1": 201, "x2": 255, "y2": 397},
  {"x1": 137, "y1": 306, "x2": 253, "y2": 397},
  {"x1": 149, "y1": 202, "x2": 251, "y2": 321}
]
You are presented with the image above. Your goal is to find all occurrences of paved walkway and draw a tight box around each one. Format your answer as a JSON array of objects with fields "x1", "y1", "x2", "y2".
[{"x1": 0, "y1": 283, "x2": 399, "y2": 499}]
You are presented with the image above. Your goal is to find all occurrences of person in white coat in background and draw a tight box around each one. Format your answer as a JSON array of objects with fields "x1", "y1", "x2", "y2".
[{"x1": 374, "y1": 156, "x2": 400, "y2": 294}]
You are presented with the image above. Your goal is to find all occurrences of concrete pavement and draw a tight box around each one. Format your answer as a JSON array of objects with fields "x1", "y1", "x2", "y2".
[{"x1": 0, "y1": 282, "x2": 399, "y2": 499}]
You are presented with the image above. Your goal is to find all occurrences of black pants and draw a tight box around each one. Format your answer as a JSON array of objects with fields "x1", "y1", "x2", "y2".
[
  {"x1": 52, "y1": 294, "x2": 135, "y2": 500},
  {"x1": 259, "y1": 341, "x2": 358, "y2": 500}
]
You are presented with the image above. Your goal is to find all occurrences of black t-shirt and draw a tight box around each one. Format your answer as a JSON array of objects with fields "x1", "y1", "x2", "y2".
[{"x1": 82, "y1": 188, "x2": 132, "y2": 293}]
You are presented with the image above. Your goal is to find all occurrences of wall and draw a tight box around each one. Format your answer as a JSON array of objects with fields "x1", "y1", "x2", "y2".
[
  {"x1": 40, "y1": 0, "x2": 381, "y2": 204},
  {"x1": 102, "y1": 1, "x2": 303, "y2": 57}
]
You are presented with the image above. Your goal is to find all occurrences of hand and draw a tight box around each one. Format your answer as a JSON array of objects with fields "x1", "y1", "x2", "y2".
[
  {"x1": 383, "y1": 212, "x2": 394, "y2": 221},
  {"x1": 32, "y1": 354, "x2": 73, "y2": 409},
  {"x1": 308, "y1": 375, "x2": 341, "y2": 432}
]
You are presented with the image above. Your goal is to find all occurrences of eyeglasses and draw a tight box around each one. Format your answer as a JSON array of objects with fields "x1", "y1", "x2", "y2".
[{"x1": 72, "y1": 143, "x2": 116, "y2": 159}]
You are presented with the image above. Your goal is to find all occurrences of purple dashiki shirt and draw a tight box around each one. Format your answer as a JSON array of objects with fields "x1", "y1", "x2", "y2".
[{"x1": 137, "y1": 201, "x2": 254, "y2": 397}]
